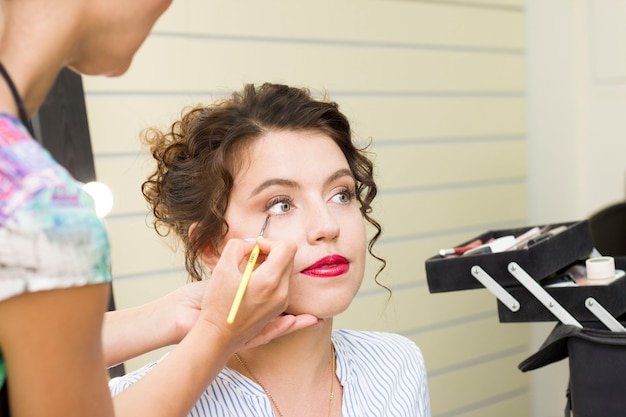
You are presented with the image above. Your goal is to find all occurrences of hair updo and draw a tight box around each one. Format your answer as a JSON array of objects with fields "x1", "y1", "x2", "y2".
[{"x1": 141, "y1": 83, "x2": 383, "y2": 281}]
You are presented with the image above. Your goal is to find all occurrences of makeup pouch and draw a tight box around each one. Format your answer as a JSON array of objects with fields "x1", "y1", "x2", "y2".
[
  {"x1": 519, "y1": 321, "x2": 626, "y2": 417},
  {"x1": 425, "y1": 220, "x2": 593, "y2": 293}
]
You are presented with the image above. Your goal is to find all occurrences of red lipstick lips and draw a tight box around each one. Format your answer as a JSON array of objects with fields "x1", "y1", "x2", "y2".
[{"x1": 301, "y1": 255, "x2": 349, "y2": 278}]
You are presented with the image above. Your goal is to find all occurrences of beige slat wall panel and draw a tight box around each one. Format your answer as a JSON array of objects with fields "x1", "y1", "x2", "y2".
[
  {"x1": 428, "y1": 355, "x2": 528, "y2": 415},
  {"x1": 112, "y1": 272, "x2": 188, "y2": 315},
  {"x1": 343, "y1": 96, "x2": 526, "y2": 143},
  {"x1": 111, "y1": 271, "x2": 187, "y2": 371},
  {"x1": 93, "y1": 141, "x2": 527, "y2": 217},
  {"x1": 414, "y1": 315, "x2": 528, "y2": 372},
  {"x1": 106, "y1": 218, "x2": 184, "y2": 278},
  {"x1": 82, "y1": 0, "x2": 529, "y2": 415},
  {"x1": 378, "y1": 183, "x2": 528, "y2": 238},
  {"x1": 86, "y1": 96, "x2": 197, "y2": 155},
  {"x1": 94, "y1": 156, "x2": 151, "y2": 217},
  {"x1": 86, "y1": 95, "x2": 526, "y2": 155},
  {"x1": 362, "y1": 231, "x2": 490, "y2": 291},
  {"x1": 83, "y1": 38, "x2": 525, "y2": 93},
  {"x1": 421, "y1": 0, "x2": 524, "y2": 9},
  {"x1": 156, "y1": 0, "x2": 524, "y2": 49},
  {"x1": 455, "y1": 395, "x2": 530, "y2": 417},
  {"x1": 373, "y1": 140, "x2": 527, "y2": 190},
  {"x1": 334, "y1": 286, "x2": 496, "y2": 333}
]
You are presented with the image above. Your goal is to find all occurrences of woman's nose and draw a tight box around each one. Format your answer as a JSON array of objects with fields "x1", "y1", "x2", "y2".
[{"x1": 305, "y1": 205, "x2": 340, "y2": 243}]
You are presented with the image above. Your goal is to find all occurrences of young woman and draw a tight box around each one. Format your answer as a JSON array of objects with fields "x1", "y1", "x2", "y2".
[
  {"x1": 0, "y1": 2, "x2": 315, "y2": 417},
  {"x1": 110, "y1": 83, "x2": 431, "y2": 416}
]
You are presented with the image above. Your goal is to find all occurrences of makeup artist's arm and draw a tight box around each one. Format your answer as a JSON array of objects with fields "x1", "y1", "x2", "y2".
[
  {"x1": 103, "y1": 266, "x2": 316, "y2": 367},
  {"x1": 0, "y1": 284, "x2": 115, "y2": 417},
  {"x1": 103, "y1": 281, "x2": 207, "y2": 368},
  {"x1": 110, "y1": 238, "x2": 319, "y2": 417}
]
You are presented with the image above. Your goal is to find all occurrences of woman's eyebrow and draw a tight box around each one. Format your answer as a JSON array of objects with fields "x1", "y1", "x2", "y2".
[
  {"x1": 249, "y1": 178, "x2": 298, "y2": 198},
  {"x1": 326, "y1": 168, "x2": 355, "y2": 186},
  {"x1": 249, "y1": 169, "x2": 355, "y2": 198}
]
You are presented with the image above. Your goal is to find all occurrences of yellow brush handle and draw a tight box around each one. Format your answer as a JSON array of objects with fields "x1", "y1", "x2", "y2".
[{"x1": 227, "y1": 241, "x2": 261, "y2": 324}]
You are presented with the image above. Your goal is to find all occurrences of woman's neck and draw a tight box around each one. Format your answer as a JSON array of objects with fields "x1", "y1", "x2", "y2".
[
  {"x1": 230, "y1": 317, "x2": 334, "y2": 385},
  {"x1": 0, "y1": 1, "x2": 80, "y2": 117},
  {"x1": 228, "y1": 318, "x2": 340, "y2": 417}
]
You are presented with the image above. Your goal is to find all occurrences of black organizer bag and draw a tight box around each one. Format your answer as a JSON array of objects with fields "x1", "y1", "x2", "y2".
[{"x1": 519, "y1": 257, "x2": 626, "y2": 417}]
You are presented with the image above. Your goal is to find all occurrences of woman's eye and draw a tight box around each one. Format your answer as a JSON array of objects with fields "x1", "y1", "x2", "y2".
[
  {"x1": 332, "y1": 189, "x2": 355, "y2": 204},
  {"x1": 267, "y1": 198, "x2": 292, "y2": 215}
]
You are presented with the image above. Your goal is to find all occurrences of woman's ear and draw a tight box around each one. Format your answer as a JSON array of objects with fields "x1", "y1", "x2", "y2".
[
  {"x1": 189, "y1": 222, "x2": 219, "y2": 270},
  {"x1": 199, "y1": 245, "x2": 219, "y2": 270}
]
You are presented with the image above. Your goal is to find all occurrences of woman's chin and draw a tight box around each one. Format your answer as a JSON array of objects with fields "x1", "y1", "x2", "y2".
[{"x1": 283, "y1": 303, "x2": 351, "y2": 320}]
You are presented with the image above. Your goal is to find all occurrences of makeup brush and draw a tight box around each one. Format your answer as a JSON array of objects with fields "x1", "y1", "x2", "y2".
[{"x1": 227, "y1": 214, "x2": 271, "y2": 324}]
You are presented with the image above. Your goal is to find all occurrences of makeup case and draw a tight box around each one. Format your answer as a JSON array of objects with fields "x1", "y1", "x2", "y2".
[
  {"x1": 424, "y1": 221, "x2": 626, "y2": 325},
  {"x1": 425, "y1": 222, "x2": 626, "y2": 416}
]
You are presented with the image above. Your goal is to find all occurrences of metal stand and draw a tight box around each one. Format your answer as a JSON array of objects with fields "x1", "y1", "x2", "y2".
[{"x1": 471, "y1": 262, "x2": 625, "y2": 332}]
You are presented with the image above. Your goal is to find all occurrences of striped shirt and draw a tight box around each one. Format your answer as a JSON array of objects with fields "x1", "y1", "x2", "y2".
[{"x1": 110, "y1": 329, "x2": 431, "y2": 416}]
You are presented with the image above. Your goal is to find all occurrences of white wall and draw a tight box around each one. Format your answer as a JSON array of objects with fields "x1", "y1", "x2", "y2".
[
  {"x1": 527, "y1": 1, "x2": 626, "y2": 415},
  {"x1": 528, "y1": 0, "x2": 626, "y2": 224}
]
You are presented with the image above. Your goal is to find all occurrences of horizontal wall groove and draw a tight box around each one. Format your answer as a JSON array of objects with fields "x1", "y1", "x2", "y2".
[
  {"x1": 403, "y1": 310, "x2": 495, "y2": 336},
  {"x1": 371, "y1": 134, "x2": 525, "y2": 147},
  {"x1": 92, "y1": 136, "x2": 527, "y2": 156},
  {"x1": 94, "y1": 152, "x2": 146, "y2": 159},
  {"x1": 434, "y1": 387, "x2": 529, "y2": 417},
  {"x1": 330, "y1": 91, "x2": 526, "y2": 98},
  {"x1": 404, "y1": 0, "x2": 524, "y2": 13},
  {"x1": 377, "y1": 177, "x2": 527, "y2": 195},
  {"x1": 85, "y1": 90, "x2": 526, "y2": 99},
  {"x1": 149, "y1": 31, "x2": 525, "y2": 55},
  {"x1": 376, "y1": 218, "x2": 528, "y2": 245},
  {"x1": 427, "y1": 344, "x2": 529, "y2": 378},
  {"x1": 105, "y1": 212, "x2": 151, "y2": 222},
  {"x1": 354, "y1": 279, "x2": 427, "y2": 300},
  {"x1": 112, "y1": 266, "x2": 187, "y2": 281}
]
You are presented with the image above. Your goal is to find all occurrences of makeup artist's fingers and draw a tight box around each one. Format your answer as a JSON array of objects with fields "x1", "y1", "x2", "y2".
[
  {"x1": 197, "y1": 238, "x2": 298, "y2": 349},
  {"x1": 236, "y1": 238, "x2": 296, "y2": 311},
  {"x1": 241, "y1": 314, "x2": 321, "y2": 350}
]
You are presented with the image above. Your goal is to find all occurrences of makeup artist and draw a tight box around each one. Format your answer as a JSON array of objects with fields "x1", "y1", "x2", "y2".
[{"x1": 0, "y1": 2, "x2": 317, "y2": 417}]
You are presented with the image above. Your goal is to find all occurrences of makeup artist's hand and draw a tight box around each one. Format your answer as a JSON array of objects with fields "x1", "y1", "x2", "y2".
[
  {"x1": 198, "y1": 238, "x2": 319, "y2": 351},
  {"x1": 155, "y1": 271, "x2": 318, "y2": 350}
]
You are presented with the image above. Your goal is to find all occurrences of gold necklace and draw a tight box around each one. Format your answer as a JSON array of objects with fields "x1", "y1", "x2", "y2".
[{"x1": 234, "y1": 344, "x2": 337, "y2": 417}]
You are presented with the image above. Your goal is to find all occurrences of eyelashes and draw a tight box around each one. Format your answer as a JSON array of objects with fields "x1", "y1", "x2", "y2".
[
  {"x1": 265, "y1": 195, "x2": 292, "y2": 215},
  {"x1": 334, "y1": 188, "x2": 357, "y2": 204}
]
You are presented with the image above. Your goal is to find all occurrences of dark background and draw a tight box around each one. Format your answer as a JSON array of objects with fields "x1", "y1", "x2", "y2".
[{"x1": 33, "y1": 67, "x2": 125, "y2": 377}]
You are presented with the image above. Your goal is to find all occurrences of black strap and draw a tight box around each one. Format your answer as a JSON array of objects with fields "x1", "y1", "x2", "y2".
[
  {"x1": 564, "y1": 381, "x2": 572, "y2": 417},
  {"x1": 0, "y1": 62, "x2": 34, "y2": 136},
  {"x1": 0, "y1": 379, "x2": 9, "y2": 417}
]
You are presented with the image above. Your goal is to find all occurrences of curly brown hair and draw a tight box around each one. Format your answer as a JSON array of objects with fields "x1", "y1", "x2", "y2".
[{"x1": 142, "y1": 83, "x2": 385, "y2": 282}]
